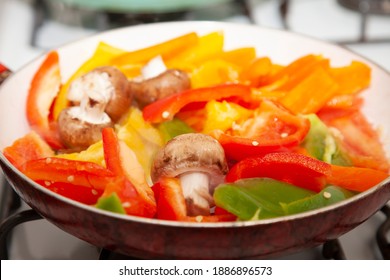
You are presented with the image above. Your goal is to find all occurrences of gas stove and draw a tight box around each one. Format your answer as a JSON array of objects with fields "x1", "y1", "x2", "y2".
[{"x1": 0, "y1": 0, "x2": 389, "y2": 260}]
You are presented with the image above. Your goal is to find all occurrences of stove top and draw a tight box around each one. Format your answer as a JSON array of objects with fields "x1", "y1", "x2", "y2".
[{"x1": 0, "y1": 0, "x2": 390, "y2": 260}]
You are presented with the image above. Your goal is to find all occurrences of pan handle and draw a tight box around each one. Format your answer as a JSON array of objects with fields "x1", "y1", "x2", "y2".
[{"x1": 0, "y1": 64, "x2": 12, "y2": 86}]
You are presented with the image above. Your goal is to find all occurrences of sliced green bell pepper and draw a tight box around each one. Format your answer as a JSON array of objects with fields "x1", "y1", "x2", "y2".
[
  {"x1": 281, "y1": 185, "x2": 354, "y2": 215},
  {"x1": 95, "y1": 193, "x2": 126, "y2": 214},
  {"x1": 213, "y1": 178, "x2": 315, "y2": 220},
  {"x1": 302, "y1": 114, "x2": 351, "y2": 166},
  {"x1": 157, "y1": 118, "x2": 194, "y2": 143}
]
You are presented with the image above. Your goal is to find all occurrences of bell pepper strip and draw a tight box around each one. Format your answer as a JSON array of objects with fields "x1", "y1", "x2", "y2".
[
  {"x1": 112, "y1": 32, "x2": 199, "y2": 66},
  {"x1": 219, "y1": 47, "x2": 256, "y2": 68},
  {"x1": 281, "y1": 185, "x2": 354, "y2": 215},
  {"x1": 3, "y1": 131, "x2": 54, "y2": 169},
  {"x1": 142, "y1": 84, "x2": 252, "y2": 123},
  {"x1": 226, "y1": 152, "x2": 332, "y2": 192},
  {"x1": 56, "y1": 141, "x2": 105, "y2": 166},
  {"x1": 165, "y1": 31, "x2": 223, "y2": 69},
  {"x1": 36, "y1": 180, "x2": 103, "y2": 205},
  {"x1": 327, "y1": 165, "x2": 389, "y2": 192},
  {"x1": 26, "y1": 51, "x2": 63, "y2": 149},
  {"x1": 190, "y1": 59, "x2": 241, "y2": 88},
  {"x1": 102, "y1": 127, "x2": 156, "y2": 218},
  {"x1": 213, "y1": 100, "x2": 310, "y2": 161},
  {"x1": 318, "y1": 110, "x2": 390, "y2": 172},
  {"x1": 202, "y1": 100, "x2": 252, "y2": 134},
  {"x1": 95, "y1": 192, "x2": 126, "y2": 214},
  {"x1": 279, "y1": 66, "x2": 339, "y2": 114},
  {"x1": 157, "y1": 118, "x2": 194, "y2": 144},
  {"x1": 53, "y1": 42, "x2": 126, "y2": 120},
  {"x1": 240, "y1": 57, "x2": 273, "y2": 87},
  {"x1": 153, "y1": 177, "x2": 237, "y2": 222},
  {"x1": 301, "y1": 114, "x2": 352, "y2": 166},
  {"x1": 329, "y1": 61, "x2": 370, "y2": 95},
  {"x1": 20, "y1": 157, "x2": 116, "y2": 190},
  {"x1": 213, "y1": 178, "x2": 315, "y2": 221}
]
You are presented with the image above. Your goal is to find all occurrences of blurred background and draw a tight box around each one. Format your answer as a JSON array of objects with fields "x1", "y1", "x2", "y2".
[{"x1": 0, "y1": 0, "x2": 389, "y2": 259}]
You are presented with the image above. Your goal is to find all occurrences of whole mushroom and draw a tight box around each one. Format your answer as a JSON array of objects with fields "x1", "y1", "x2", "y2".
[
  {"x1": 67, "y1": 66, "x2": 132, "y2": 122},
  {"x1": 151, "y1": 133, "x2": 229, "y2": 216},
  {"x1": 58, "y1": 66, "x2": 131, "y2": 150},
  {"x1": 129, "y1": 56, "x2": 191, "y2": 107}
]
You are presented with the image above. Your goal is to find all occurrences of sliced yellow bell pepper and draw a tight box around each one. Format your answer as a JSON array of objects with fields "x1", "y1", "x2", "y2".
[
  {"x1": 166, "y1": 31, "x2": 224, "y2": 69},
  {"x1": 53, "y1": 42, "x2": 126, "y2": 120},
  {"x1": 202, "y1": 100, "x2": 253, "y2": 134},
  {"x1": 116, "y1": 107, "x2": 163, "y2": 184},
  {"x1": 190, "y1": 59, "x2": 241, "y2": 88},
  {"x1": 112, "y1": 32, "x2": 199, "y2": 66},
  {"x1": 56, "y1": 141, "x2": 105, "y2": 166}
]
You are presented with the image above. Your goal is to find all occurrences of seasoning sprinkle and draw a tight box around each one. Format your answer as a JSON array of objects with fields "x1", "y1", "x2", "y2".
[
  {"x1": 195, "y1": 216, "x2": 203, "y2": 222},
  {"x1": 122, "y1": 202, "x2": 131, "y2": 208},
  {"x1": 67, "y1": 175, "x2": 74, "y2": 182},
  {"x1": 323, "y1": 191, "x2": 332, "y2": 199},
  {"x1": 162, "y1": 111, "x2": 170, "y2": 119},
  {"x1": 252, "y1": 140, "x2": 259, "y2": 146}
]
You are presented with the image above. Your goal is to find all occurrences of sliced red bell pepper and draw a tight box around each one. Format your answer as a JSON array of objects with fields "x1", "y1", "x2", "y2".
[
  {"x1": 226, "y1": 152, "x2": 332, "y2": 192},
  {"x1": 20, "y1": 157, "x2": 116, "y2": 190},
  {"x1": 36, "y1": 180, "x2": 103, "y2": 205},
  {"x1": 153, "y1": 177, "x2": 237, "y2": 222},
  {"x1": 26, "y1": 51, "x2": 64, "y2": 149},
  {"x1": 327, "y1": 165, "x2": 389, "y2": 192},
  {"x1": 102, "y1": 127, "x2": 156, "y2": 218},
  {"x1": 214, "y1": 100, "x2": 310, "y2": 161},
  {"x1": 142, "y1": 84, "x2": 252, "y2": 123},
  {"x1": 3, "y1": 131, "x2": 54, "y2": 169}
]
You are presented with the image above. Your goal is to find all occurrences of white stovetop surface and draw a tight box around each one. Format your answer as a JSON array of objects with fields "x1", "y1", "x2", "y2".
[{"x1": 0, "y1": 0, "x2": 389, "y2": 259}]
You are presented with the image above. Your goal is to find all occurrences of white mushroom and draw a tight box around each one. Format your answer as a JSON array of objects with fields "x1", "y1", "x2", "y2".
[{"x1": 151, "y1": 133, "x2": 228, "y2": 216}]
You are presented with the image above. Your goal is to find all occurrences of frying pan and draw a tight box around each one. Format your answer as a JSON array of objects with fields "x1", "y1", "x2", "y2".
[{"x1": 0, "y1": 21, "x2": 389, "y2": 259}]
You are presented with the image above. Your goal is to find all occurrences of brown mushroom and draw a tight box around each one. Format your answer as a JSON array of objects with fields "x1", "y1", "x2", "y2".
[
  {"x1": 67, "y1": 66, "x2": 132, "y2": 122},
  {"x1": 151, "y1": 133, "x2": 228, "y2": 216},
  {"x1": 130, "y1": 69, "x2": 191, "y2": 107},
  {"x1": 58, "y1": 86, "x2": 113, "y2": 150}
]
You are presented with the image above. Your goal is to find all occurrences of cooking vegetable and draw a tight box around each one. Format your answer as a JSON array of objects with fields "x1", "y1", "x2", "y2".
[
  {"x1": 142, "y1": 84, "x2": 252, "y2": 123},
  {"x1": 214, "y1": 178, "x2": 315, "y2": 220},
  {"x1": 95, "y1": 193, "x2": 126, "y2": 214},
  {"x1": 154, "y1": 177, "x2": 236, "y2": 222},
  {"x1": 151, "y1": 133, "x2": 228, "y2": 216},
  {"x1": 157, "y1": 118, "x2": 194, "y2": 143},
  {"x1": 301, "y1": 114, "x2": 351, "y2": 166},
  {"x1": 3, "y1": 131, "x2": 54, "y2": 169},
  {"x1": 130, "y1": 69, "x2": 191, "y2": 107},
  {"x1": 26, "y1": 50, "x2": 63, "y2": 149},
  {"x1": 213, "y1": 100, "x2": 310, "y2": 161},
  {"x1": 102, "y1": 127, "x2": 156, "y2": 217},
  {"x1": 53, "y1": 42, "x2": 127, "y2": 120},
  {"x1": 281, "y1": 186, "x2": 354, "y2": 215},
  {"x1": 226, "y1": 152, "x2": 331, "y2": 192},
  {"x1": 67, "y1": 66, "x2": 132, "y2": 122}
]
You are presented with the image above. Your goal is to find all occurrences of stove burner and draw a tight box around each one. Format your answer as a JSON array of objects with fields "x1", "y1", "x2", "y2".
[
  {"x1": 338, "y1": 0, "x2": 390, "y2": 15},
  {"x1": 279, "y1": 0, "x2": 390, "y2": 44}
]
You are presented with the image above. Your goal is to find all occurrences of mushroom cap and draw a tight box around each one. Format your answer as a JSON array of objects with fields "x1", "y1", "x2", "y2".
[
  {"x1": 151, "y1": 133, "x2": 228, "y2": 187},
  {"x1": 58, "y1": 107, "x2": 113, "y2": 150},
  {"x1": 130, "y1": 69, "x2": 190, "y2": 107},
  {"x1": 93, "y1": 66, "x2": 132, "y2": 122}
]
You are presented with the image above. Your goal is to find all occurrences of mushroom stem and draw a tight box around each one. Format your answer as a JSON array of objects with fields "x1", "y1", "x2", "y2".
[{"x1": 179, "y1": 172, "x2": 213, "y2": 216}]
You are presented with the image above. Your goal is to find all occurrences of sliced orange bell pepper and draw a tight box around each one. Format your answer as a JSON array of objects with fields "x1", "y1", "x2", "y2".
[
  {"x1": 3, "y1": 131, "x2": 54, "y2": 169},
  {"x1": 329, "y1": 61, "x2": 371, "y2": 95},
  {"x1": 166, "y1": 31, "x2": 224, "y2": 69},
  {"x1": 327, "y1": 165, "x2": 389, "y2": 192},
  {"x1": 280, "y1": 66, "x2": 339, "y2": 114},
  {"x1": 240, "y1": 57, "x2": 273, "y2": 86},
  {"x1": 53, "y1": 42, "x2": 126, "y2": 120},
  {"x1": 219, "y1": 47, "x2": 256, "y2": 68},
  {"x1": 112, "y1": 32, "x2": 199, "y2": 66}
]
